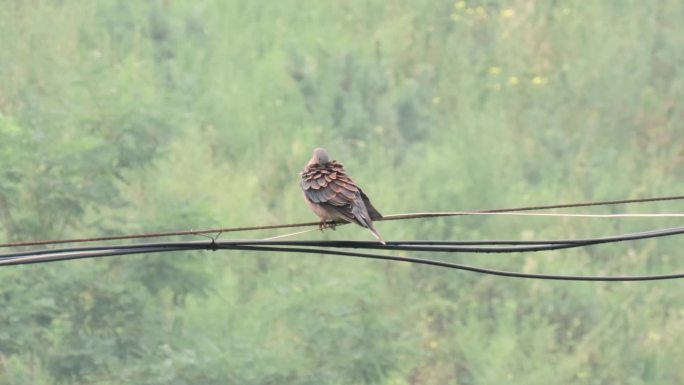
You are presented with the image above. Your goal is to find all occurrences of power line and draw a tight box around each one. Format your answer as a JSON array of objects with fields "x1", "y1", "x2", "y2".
[
  {"x1": 264, "y1": 212, "x2": 684, "y2": 241},
  {"x1": 3, "y1": 225, "x2": 683, "y2": 260},
  {"x1": 380, "y1": 195, "x2": 684, "y2": 221},
  {"x1": 1, "y1": 225, "x2": 683, "y2": 281},
  {"x1": 1, "y1": 243, "x2": 682, "y2": 282},
  {"x1": 230, "y1": 245, "x2": 684, "y2": 281},
  {"x1": 2, "y1": 194, "x2": 683, "y2": 248},
  {"x1": 400, "y1": 212, "x2": 684, "y2": 218}
]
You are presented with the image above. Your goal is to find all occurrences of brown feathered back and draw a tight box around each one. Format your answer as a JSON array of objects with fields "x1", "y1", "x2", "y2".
[{"x1": 300, "y1": 160, "x2": 382, "y2": 226}]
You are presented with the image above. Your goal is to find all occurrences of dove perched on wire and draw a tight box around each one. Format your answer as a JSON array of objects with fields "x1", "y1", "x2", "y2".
[{"x1": 300, "y1": 147, "x2": 385, "y2": 244}]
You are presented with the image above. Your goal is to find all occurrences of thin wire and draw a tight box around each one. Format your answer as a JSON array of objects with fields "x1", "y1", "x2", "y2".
[
  {"x1": 382, "y1": 194, "x2": 684, "y2": 221},
  {"x1": 263, "y1": 227, "x2": 322, "y2": 240},
  {"x1": 252, "y1": 225, "x2": 684, "y2": 251},
  {"x1": 264, "y1": 212, "x2": 684, "y2": 241},
  {"x1": 2, "y1": 194, "x2": 683, "y2": 248},
  {"x1": 0, "y1": 246, "x2": 191, "y2": 265},
  {"x1": 396, "y1": 212, "x2": 684, "y2": 218}
]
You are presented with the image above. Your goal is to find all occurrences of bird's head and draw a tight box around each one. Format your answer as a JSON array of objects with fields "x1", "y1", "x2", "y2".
[{"x1": 309, "y1": 147, "x2": 330, "y2": 166}]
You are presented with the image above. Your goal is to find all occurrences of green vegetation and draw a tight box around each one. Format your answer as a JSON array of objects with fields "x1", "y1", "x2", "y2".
[{"x1": 1, "y1": 0, "x2": 683, "y2": 383}]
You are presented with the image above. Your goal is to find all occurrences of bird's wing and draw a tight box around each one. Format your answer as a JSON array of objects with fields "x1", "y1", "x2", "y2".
[{"x1": 359, "y1": 188, "x2": 382, "y2": 220}]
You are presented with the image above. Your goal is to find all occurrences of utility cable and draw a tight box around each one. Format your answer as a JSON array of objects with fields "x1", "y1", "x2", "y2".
[
  {"x1": 1, "y1": 194, "x2": 683, "y2": 248},
  {"x1": 1, "y1": 225, "x2": 684, "y2": 282},
  {"x1": 1, "y1": 240, "x2": 683, "y2": 281},
  {"x1": 3, "y1": 225, "x2": 684, "y2": 261}
]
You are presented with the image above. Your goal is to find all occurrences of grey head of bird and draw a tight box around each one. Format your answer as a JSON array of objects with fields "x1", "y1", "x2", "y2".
[{"x1": 309, "y1": 147, "x2": 330, "y2": 166}]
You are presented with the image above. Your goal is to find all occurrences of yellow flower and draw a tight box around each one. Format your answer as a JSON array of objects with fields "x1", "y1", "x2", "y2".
[
  {"x1": 501, "y1": 8, "x2": 515, "y2": 18},
  {"x1": 488, "y1": 66, "x2": 501, "y2": 75},
  {"x1": 455, "y1": 1, "x2": 466, "y2": 9},
  {"x1": 508, "y1": 76, "x2": 519, "y2": 85},
  {"x1": 429, "y1": 340, "x2": 439, "y2": 349},
  {"x1": 532, "y1": 76, "x2": 548, "y2": 85},
  {"x1": 432, "y1": 96, "x2": 441, "y2": 104}
]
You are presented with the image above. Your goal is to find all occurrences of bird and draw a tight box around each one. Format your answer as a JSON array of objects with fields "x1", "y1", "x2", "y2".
[{"x1": 300, "y1": 147, "x2": 385, "y2": 244}]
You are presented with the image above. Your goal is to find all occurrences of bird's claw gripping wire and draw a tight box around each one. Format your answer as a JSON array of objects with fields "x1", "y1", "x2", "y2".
[{"x1": 319, "y1": 221, "x2": 337, "y2": 231}]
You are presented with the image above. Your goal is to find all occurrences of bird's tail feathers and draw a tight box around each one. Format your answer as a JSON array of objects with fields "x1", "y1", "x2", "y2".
[
  {"x1": 353, "y1": 205, "x2": 385, "y2": 244},
  {"x1": 359, "y1": 216, "x2": 385, "y2": 244},
  {"x1": 367, "y1": 225, "x2": 386, "y2": 245}
]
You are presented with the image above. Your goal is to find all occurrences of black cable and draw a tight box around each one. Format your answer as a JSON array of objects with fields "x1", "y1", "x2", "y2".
[
  {"x1": 0, "y1": 225, "x2": 683, "y2": 281},
  {"x1": 225, "y1": 245, "x2": 684, "y2": 281},
  {"x1": 2, "y1": 242, "x2": 683, "y2": 281},
  {"x1": 3, "y1": 224, "x2": 682, "y2": 260}
]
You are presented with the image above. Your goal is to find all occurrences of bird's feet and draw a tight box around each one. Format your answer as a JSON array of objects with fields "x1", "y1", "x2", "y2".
[{"x1": 318, "y1": 221, "x2": 337, "y2": 231}]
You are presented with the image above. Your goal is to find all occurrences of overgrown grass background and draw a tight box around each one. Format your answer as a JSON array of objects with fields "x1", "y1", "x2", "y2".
[{"x1": 1, "y1": 0, "x2": 683, "y2": 384}]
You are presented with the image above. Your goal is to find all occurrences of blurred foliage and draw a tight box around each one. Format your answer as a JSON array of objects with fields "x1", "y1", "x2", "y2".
[{"x1": 1, "y1": 0, "x2": 684, "y2": 384}]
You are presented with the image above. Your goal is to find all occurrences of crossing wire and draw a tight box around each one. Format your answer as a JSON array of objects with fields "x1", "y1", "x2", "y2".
[
  {"x1": 2, "y1": 194, "x2": 683, "y2": 248},
  {"x1": 2, "y1": 225, "x2": 684, "y2": 281}
]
